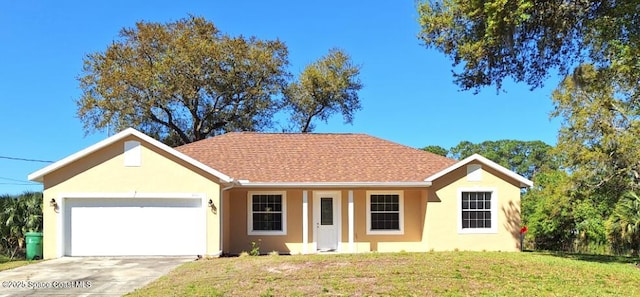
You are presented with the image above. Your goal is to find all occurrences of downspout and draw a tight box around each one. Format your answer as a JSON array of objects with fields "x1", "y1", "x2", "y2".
[{"x1": 218, "y1": 179, "x2": 238, "y2": 256}]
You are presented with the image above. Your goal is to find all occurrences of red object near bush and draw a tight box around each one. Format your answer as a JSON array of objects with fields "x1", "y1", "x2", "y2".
[{"x1": 520, "y1": 226, "x2": 528, "y2": 234}]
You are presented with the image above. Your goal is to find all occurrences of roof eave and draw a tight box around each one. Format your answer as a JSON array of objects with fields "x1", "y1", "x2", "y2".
[
  {"x1": 424, "y1": 153, "x2": 533, "y2": 188},
  {"x1": 235, "y1": 181, "x2": 433, "y2": 188}
]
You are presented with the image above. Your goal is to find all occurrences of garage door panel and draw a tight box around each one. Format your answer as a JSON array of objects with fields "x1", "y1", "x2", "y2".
[{"x1": 65, "y1": 198, "x2": 205, "y2": 256}]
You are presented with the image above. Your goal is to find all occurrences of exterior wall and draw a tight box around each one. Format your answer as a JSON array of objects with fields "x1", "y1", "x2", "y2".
[
  {"x1": 224, "y1": 189, "x2": 304, "y2": 254},
  {"x1": 224, "y1": 188, "x2": 429, "y2": 255},
  {"x1": 425, "y1": 161, "x2": 522, "y2": 251},
  {"x1": 41, "y1": 135, "x2": 221, "y2": 259},
  {"x1": 351, "y1": 189, "x2": 428, "y2": 253}
]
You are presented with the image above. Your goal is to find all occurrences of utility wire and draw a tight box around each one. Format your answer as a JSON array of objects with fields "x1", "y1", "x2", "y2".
[
  {"x1": 0, "y1": 183, "x2": 42, "y2": 186},
  {"x1": 0, "y1": 176, "x2": 36, "y2": 183},
  {"x1": 0, "y1": 156, "x2": 54, "y2": 163},
  {"x1": 0, "y1": 177, "x2": 40, "y2": 186}
]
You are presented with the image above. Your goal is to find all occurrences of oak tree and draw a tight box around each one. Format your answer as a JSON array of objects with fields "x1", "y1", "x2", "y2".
[
  {"x1": 77, "y1": 16, "x2": 289, "y2": 146},
  {"x1": 418, "y1": 0, "x2": 640, "y2": 92},
  {"x1": 284, "y1": 48, "x2": 362, "y2": 132}
]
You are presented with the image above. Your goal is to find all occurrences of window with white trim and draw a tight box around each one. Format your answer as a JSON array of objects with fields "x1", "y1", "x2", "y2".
[
  {"x1": 247, "y1": 191, "x2": 287, "y2": 235},
  {"x1": 459, "y1": 189, "x2": 497, "y2": 234},
  {"x1": 366, "y1": 191, "x2": 404, "y2": 235}
]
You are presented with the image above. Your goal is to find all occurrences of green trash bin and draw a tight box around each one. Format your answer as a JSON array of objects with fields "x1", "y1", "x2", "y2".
[{"x1": 25, "y1": 232, "x2": 43, "y2": 260}]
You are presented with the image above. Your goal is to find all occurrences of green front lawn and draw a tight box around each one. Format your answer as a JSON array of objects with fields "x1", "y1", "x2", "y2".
[{"x1": 128, "y1": 252, "x2": 640, "y2": 296}]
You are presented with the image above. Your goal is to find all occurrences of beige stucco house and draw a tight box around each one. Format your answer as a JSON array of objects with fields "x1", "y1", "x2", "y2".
[{"x1": 28, "y1": 128, "x2": 532, "y2": 259}]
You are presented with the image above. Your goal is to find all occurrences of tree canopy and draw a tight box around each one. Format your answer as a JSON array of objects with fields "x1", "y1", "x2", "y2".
[
  {"x1": 77, "y1": 16, "x2": 363, "y2": 145},
  {"x1": 285, "y1": 48, "x2": 362, "y2": 132},
  {"x1": 417, "y1": 0, "x2": 640, "y2": 92},
  {"x1": 418, "y1": 2, "x2": 640, "y2": 254},
  {"x1": 421, "y1": 145, "x2": 448, "y2": 157},
  {"x1": 552, "y1": 64, "x2": 640, "y2": 194},
  {"x1": 448, "y1": 139, "x2": 554, "y2": 180}
]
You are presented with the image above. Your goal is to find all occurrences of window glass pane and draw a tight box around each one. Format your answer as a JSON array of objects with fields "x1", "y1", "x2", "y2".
[
  {"x1": 390, "y1": 200, "x2": 399, "y2": 211},
  {"x1": 253, "y1": 213, "x2": 282, "y2": 231},
  {"x1": 272, "y1": 195, "x2": 282, "y2": 211},
  {"x1": 371, "y1": 213, "x2": 399, "y2": 230},
  {"x1": 251, "y1": 194, "x2": 283, "y2": 231},
  {"x1": 252, "y1": 194, "x2": 283, "y2": 212},
  {"x1": 370, "y1": 194, "x2": 400, "y2": 231},
  {"x1": 461, "y1": 192, "x2": 493, "y2": 229},
  {"x1": 321, "y1": 198, "x2": 333, "y2": 225}
]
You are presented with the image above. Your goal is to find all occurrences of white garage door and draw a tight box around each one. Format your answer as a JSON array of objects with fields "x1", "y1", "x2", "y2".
[{"x1": 64, "y1": 197, "x2": 205, "y2": 256}]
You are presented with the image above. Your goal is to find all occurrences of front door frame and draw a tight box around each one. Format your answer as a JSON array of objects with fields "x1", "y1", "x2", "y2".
[{"x1": 312, "y1": 191, "x2": 342, "y2": 252}]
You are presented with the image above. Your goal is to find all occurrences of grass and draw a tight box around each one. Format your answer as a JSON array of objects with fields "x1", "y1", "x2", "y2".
[
  {"x1": 127, "y1": 251, "x2": 640, "y2": 296},
  {"x1": 0, "y1": 255, "x2": 36, "y2": 271}
]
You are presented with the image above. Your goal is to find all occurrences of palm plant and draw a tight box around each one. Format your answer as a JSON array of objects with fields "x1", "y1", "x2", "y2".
[
  {"x1": 0, "y1": 192, "x2": 43, "y2": 259},
  {"x1": 607, "y1": 191, "x2": 640, "y2": 256}
]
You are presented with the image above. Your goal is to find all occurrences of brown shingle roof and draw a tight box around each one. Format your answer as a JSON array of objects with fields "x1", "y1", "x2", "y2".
[{"x1": 175, "y1": 132, "x2": 456, "y2": 183}]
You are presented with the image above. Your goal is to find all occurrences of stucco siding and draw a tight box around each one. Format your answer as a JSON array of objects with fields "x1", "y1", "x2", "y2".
[
  {"x1": 225, "y1": 188, "x2": 430, "y2": 255},
  {"x1": 425, "y1": 161, "x2": 521, "y2": 251},
  {"x1": 225, "y1": 189, "x2": 304, "y2": 254},
  {"x1": 41, "y1": 135, "x2": 221, "y2": 259}
]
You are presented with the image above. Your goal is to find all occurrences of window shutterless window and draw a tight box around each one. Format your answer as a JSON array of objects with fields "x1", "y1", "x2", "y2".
[
  {"x1": 247, "y1": 191, "x2": 287, "y2": 235},
  {"x1": 366, "y1": 191, "x2": 404, "y2": 235},
  {"x1": 458, "y1": 189, "x2": 497, "y2": 234},
  {"x1": 461, "y1": 192, "x2": 491, "y2": 228}
]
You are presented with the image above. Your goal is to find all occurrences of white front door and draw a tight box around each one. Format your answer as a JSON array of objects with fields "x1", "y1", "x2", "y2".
[{"x1": 313, "y1": 191, "x2": 341, "y2": 252}]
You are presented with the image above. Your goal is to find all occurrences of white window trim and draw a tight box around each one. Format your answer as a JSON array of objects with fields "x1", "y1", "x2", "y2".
[
  {"x1": 366, "y1": 190, "x2": 404, "y2": 235},
  {"x1": 247, "y1": 191, "x2": 287, "y2": 236},
  {"x1": 457, "y1": 188, "x2": 498, "y2": 234}
]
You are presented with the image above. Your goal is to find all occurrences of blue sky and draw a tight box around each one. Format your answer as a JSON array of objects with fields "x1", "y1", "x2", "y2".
[{"x1": 0, "y1": 1, "x2": 560, "y2": 194}]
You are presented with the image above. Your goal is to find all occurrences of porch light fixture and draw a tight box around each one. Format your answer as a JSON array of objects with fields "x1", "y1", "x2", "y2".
[
  {"x1": 49, "y1": 198, "x2": 57, "y2": 207},
  {"x1": 208, "y1": 199, "x2": 217, "y2": 214}
]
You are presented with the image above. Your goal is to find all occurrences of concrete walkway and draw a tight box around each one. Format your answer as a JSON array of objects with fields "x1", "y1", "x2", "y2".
[{"x1": 0, "y1": 256, "x2": 193, "y2": 296}]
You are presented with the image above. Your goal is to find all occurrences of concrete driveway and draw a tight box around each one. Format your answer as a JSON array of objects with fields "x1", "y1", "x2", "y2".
[{"x1": 0, "y1": 256, "x2": 193, "y2": 296}]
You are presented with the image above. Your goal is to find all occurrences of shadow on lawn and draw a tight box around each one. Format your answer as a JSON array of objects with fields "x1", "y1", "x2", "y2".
[{"x1": 543, "y1": 252, "x2": 640, "y2": 265}]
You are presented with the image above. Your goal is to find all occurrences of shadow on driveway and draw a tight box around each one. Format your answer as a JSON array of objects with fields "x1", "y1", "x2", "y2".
[{"x1": 0, "y1": 256, "x2": 193, "y2": 296}]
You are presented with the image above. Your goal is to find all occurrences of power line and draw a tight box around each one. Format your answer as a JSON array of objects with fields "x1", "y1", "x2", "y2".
[
  {"x1": 0, "y1": 177, "x2": 39, "y2": 185},
  {"x1": 0, "y1": 156, "x2": 54, "y2": 163},
  {"x1": 0, "y1": 176, "x2": 34, "y2": 183}
]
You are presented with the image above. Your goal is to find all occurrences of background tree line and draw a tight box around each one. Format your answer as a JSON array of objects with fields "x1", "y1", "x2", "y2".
[
  {"x1": 423, "y1": 139, "x2": 639, "y2": 255},
  {"x1": 417, "y1": 0, "x2": 640, "y2": 255}
]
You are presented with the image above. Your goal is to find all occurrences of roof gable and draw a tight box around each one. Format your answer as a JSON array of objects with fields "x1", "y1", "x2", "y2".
[
  {"x1": 28, "y1": 128, "x2": 232, "y2": 183},
  {"x1": 424, "y1": 153, "x2": 533, "y2": 188},
  {"x1": 176, "y1": 132, "x2": 457, "y2": 183}
]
